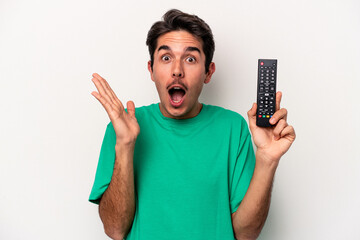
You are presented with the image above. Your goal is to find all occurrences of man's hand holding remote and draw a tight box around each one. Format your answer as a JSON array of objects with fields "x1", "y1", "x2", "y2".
[{"x1": 248, "y1": 91, "x2": 296, "y2": 166}]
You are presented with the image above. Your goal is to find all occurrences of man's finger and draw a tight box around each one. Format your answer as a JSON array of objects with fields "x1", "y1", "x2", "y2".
[
  {"x1": 247, "y1": 103, "x2": 257, "y2": 118},
  {"x1": 280, "y1": 125, "x2": 296, "y2": 140},
  {"x1": 269, "y1": 108, "x2": 287, "y2": 125},
  {"x1": 127, "y1": 101, "x2": 136, "y2": 118},
  {"x1": 275, "y1": 91, "x2": 282, "y2": 111},
  {"x1": 92, "y1": 73, "x2": 124, "y2": 111},
  {"x1": 92, "y1": 73, "x2": 101, "y2": 79},
  {"x1": 103, "y1": 80, "x2": 125, "y2": 110},
  {"x1": 273, "y1": 119, "x2": 288, "y2": 140},
  {"x1": 92, "y1": 73, "x2": 114, "y2": 102},
  {"x1": 92, "y1": 73, "x2": 117, "y2": 106},
  {"x1": 247, "y1": 103, "x2": 257, "y2": 128},
  {"x1": 98, "y1": 74, "x2": 119, "y2": 103},
  {"x1": 91, "y1": 91, "x2": 113, "y2": 114},
  {"x1": 91, "y1": 76, "x2": 113, "y2": 105}
]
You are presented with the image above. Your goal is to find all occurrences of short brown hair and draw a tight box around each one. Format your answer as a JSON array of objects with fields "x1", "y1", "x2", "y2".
[{"x1": 146, "y1": 9, "x2": 215, "y2": 73}]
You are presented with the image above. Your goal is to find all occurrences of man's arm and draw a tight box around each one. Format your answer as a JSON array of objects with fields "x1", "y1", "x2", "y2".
[
  {"x1": 232, "y1": 92, "x2": 296, "y2": 239},
  {"x1": 99, "y1": 143, "x2": 136, "y2": 240},
  {"x1": 231, "y1": 154, "x2": 277, "y2": 240},
  {"x1": 91, "y1": 73, "x2": 140, "y2": 239}
]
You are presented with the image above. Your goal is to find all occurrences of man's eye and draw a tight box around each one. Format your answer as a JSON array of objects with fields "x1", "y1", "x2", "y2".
[
  {"x1": 162, "y1": 56, "x2": 170, "y2": 61},
  {"x1": 186, "y1": 57, "x2": 196, "y2": 63}
]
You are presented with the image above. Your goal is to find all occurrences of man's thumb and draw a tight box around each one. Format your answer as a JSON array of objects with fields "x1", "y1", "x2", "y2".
[
  {"x1": 127, "y1": 101, "x2": 136, "y2": 118},
  {"x1": 247, "y1": 103, "x2": 257, "y2": 118}
]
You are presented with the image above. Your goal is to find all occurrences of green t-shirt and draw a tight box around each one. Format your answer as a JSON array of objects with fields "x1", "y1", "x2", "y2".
[{"x1": 89, "y1": 103, "x2": 255, "y2": 240}]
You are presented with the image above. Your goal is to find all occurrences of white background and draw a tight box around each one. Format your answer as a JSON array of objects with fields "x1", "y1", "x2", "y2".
[{"x1": 1, "y1": 0, "x2": 359, "y2": 239}]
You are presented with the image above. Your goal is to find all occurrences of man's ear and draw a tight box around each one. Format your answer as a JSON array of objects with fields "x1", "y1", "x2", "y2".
[
  {"x1": 204, "y1": 62, "x2": 216, "y2": 84},
  {"x1": 147, "y1": 60, "x2": 154, "y2": 82}
]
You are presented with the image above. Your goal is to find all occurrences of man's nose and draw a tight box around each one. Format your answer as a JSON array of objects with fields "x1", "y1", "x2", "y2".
[{"x1": 172, "y1": 60, "x2": 184, "y2": 78}]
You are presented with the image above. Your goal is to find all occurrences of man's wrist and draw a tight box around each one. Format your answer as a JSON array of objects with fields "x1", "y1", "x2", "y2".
[
  {"x1": 115, "y1": 142, "x2": 136, "y2": 155},
  {"x1": 255, "y1": 150, "x2": 279, "y2": 172},
  {"x1": 252, "y1": 151, "x2": 278, "y2": 191}
]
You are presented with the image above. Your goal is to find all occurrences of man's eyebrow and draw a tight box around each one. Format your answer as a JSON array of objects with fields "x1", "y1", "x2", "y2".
[
  {"x1": 185, "y1": 46, "x2": 201, "y2": 54},
  {"x1": 158, "y1": 45, "x2": 170, "y2": 51},
  {"x1": 157, "y1": 45, "x2": 201, "y2": 54}
]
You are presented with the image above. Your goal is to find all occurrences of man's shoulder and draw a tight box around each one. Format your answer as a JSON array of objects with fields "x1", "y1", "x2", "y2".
[
  {"x1": 135, "y1": 103, "x2": 157, "y2": 112},
  {"x1": 204, "y1": 104, "x2": 247, "y2": 124},
  {"x1": 204, "y1": 104, "x2": 251, "y2": 138},
  {"x1": 134, "y1": 103, "x2": 157, "y2": 119}
]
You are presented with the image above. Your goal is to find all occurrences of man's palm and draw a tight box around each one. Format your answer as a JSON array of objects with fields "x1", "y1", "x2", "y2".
[{"x1": 91, "y1": 73, "x2": 140, "y2": 145}]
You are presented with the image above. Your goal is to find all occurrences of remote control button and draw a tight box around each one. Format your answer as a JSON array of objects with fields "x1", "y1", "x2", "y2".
[{"x1": 266, "y1": 115, "x2": 270, "y2": 118}]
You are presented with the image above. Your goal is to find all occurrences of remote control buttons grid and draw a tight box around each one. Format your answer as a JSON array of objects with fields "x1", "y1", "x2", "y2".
[{"x1": 258, "y1": 61, "x2": 276, "y2": 117}]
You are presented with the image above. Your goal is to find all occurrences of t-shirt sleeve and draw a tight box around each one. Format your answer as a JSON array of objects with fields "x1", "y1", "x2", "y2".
[
  {"x1": 89, "y1": 122, "x2": 116, "y2": 204},
  {"x1": 229, "y1": 127, "x2": 256, "y2": 214}
]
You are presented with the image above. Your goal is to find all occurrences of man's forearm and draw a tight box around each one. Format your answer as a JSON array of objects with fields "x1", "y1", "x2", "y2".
[
  {"x1": 232, "y1": 153, "x2": 278, "y2": 240},
  {"x1": 99, "y1": 143, "x2": 136, "y2": 240}
]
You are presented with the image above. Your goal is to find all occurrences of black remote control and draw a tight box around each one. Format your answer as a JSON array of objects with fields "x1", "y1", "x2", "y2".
[{"x1": 256, "y1": 59, "x2": 277, "y2": 127}]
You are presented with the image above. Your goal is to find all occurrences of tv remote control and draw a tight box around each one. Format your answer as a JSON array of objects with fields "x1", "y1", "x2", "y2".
[{"x1": 256, "y1": 59, "x2": 277, "y2": 127}]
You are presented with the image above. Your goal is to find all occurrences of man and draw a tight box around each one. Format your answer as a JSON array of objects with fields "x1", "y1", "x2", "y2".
[{"x1": 89, "y1": 9, "x2": 295, "y2": 240}]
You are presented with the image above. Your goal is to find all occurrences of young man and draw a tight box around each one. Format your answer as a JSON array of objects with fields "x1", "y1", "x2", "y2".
[{"x1": 89, "y1": 9, "x2": 295, "y2": 240}]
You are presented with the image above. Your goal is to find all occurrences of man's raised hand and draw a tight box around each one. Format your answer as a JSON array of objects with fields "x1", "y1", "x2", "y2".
[
  {"x1": 247, "y1": 91, "x2": 296, "y2": 165},
  {"x1": 91, "y1": 73, "x2": 140, "y2": 146}
]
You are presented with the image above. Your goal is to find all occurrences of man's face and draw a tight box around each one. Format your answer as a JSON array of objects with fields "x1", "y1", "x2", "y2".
[{"x1": 148, "y1": 30, "x2": 215, "y2": 119}]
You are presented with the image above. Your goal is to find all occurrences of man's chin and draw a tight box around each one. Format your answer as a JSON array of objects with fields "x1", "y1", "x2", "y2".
[
  {"x1": 159, "y1": 102, "x2": 201, "y2": 120},
  {"x1": 161, "y1": 104, "x2": 187, "y2": 119}
]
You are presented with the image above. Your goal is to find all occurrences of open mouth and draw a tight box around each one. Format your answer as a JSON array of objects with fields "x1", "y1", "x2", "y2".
[{"x1": 168, "y1": 86, "x2": 186, "y2": 106}]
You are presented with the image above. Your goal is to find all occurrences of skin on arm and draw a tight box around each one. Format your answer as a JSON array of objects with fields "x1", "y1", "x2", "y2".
[
  {"x1": 91, "y1": 73, "x2": 140, "y2": 240},
  {"x1": 231, "y1": 92, "x2": 296, "y2": 240}
]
